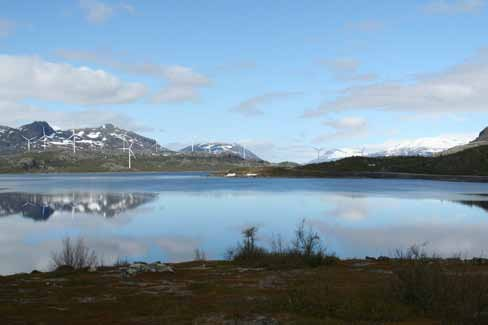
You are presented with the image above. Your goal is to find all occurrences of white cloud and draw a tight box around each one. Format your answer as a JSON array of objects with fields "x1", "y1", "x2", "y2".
[
  {"x1": 56, "y1": 50, "x2": 210, "y2": 103},
  {"x1": 423, "y1": 0, "x2": 485, "y2": 14},
  {"x1": 79, "y1": 0, "x2": 134, "y2": 24},
  {"x1": 313, "y1": 117, "x2": 368, "y2": 143},
  {"x1": 230, "y1": 92, "x2": 301, "y2": 116},
  {"x1": 0, "y1": 101, "x2": 151, "y2": 132},
  {"x1": 0, "y1": 19, "x2": 15, "y2": 38},
  {"x1": 0, "y1": 54, "x2": 146, "y2": 105},
  {"x1": 152, "y1": 65, "x2": 211, "y2": 103},
  {"x1": 320, "y1": 58, "x2": 377, "y2": 82},
  {"x1": 305, "y1": 49, "x2": 488, "y2": 117}
]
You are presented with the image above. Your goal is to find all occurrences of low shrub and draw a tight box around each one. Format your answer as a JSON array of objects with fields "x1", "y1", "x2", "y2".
[{"x1": 226, "y1": 219, "x2": 338, "y2": 268}]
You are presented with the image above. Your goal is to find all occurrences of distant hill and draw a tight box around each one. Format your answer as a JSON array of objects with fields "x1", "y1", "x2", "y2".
[
  {"x1": 180, "y1": 143, "x2": 263, "y2": 161},
  {"x1": 234, "y1": 144, "x2": 488, "y2": 180},
  {"x1": 438, "y1": 127, "x2": 488, "y2": 156},
  {"x1": 309, "y1": 136, "x2": 472, "y2": 164}
]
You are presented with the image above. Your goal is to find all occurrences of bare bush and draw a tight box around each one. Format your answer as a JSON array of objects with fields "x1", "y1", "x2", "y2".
[
  {"x1": 50, "y1": 237, "x2": 98, "y2": 270},
  {"x1": 227, "y1": 220, "x2": 337, "y2": 268},
  {"x1": 194, "y1": 248, "x2": 207, "y2": 261},
  {"x1": 114, "y1": 256, "x2": 130, "y2": 267}
]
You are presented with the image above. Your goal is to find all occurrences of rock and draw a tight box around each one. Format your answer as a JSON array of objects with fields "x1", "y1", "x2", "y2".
[
  {"x1": 365, "y1": 256, "x2": 377, "y2": 261},
  {"x1": 88, "y1": 265, "x2": 97, "y2": 272},
  {"x1": 122, "y1": 262, "x2": 174, "y2": 276}
]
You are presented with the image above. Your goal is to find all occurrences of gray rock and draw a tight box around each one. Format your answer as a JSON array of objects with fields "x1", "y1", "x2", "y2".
[{"x1": 122, "y1": 262, "x2": 174, "y2": 276}]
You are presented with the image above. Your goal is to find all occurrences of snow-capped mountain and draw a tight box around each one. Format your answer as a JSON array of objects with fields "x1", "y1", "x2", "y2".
[
  {"x1": 309, "y1": 148, "x2": 365, "y2": 164},
  {"x1": 0, "y1": 121, "x2": 171, "y2": 154},
  {"x1": 371, "y1": 135, "x2": 473, "y2": 157},
  {"x1": 180, "y1": 142, "x2": 262, "y2": 161},
  {"x1": 309, "y1": 134, "x2": 474, "y2": 164}
]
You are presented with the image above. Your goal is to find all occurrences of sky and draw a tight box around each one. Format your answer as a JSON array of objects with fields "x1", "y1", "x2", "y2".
[{"x1": 1, "y1": 0, "x2": 488, "y2": 162}]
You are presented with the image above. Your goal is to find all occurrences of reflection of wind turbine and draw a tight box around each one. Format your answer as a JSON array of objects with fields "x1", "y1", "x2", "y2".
[
  {"x1": 68, "y1": 129, "x2": 81, "y2": 154},
  {"x1": 38, "y1": 127, "x2": 49, "y2": 151},
  {"x1": 313, "y1": 147, "x2": 324, "y2": 160},
  {"x1": 21, "y1": 135, "x2": 36, "y2": 152}
]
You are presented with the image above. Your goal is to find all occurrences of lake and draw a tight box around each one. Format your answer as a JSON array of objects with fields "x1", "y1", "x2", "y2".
[{"x1": 1, "y1": 172, "x2": 488, "y2": 275}]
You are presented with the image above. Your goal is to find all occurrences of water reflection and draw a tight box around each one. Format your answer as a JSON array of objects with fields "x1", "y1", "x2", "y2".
[
  {"x1": 2, "y1": 174, "x2": 488, "y2": 275},
  {"x1": 453, "y1": 200, "x2": 488, "y2": 213},
  {"x1": 0, "y1": 192, "x2": 158, "y2": 220}
]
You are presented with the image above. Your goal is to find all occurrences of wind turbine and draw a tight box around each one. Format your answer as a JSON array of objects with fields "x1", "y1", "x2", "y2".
[
  {"x1": 242, "y1": 144, "x2": 246, "y2": 160},
  {"x1": 21, "y1": 135, "x2": 36, "y2": 152},
  {"x1": 68, "y1": 129, "x2": 81, "y2": 154},
  {"x1": 313, "y1": 147, "x2": 324, "y2": 160},
  {"x1": 38, "y1": 127, "x2": 49, "y2": 151},
  {"x1": 120, "y1": 134, "x2": 129, "y2": 152},
  {"x1": 126, "y1": 142, "x2": 136, "y2": 169}
]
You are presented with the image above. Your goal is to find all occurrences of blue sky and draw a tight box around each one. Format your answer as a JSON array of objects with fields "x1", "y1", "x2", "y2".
[{"x1": 1, "y1": 0, "x2": 488, "y2": 162}]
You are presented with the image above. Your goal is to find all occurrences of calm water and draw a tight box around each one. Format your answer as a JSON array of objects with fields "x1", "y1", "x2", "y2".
[{"x1": 2, "y1": 172, "x2": 488, "y2": 275}]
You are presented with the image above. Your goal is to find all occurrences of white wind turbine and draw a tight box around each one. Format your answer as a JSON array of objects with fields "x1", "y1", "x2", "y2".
[
  {"x1": 313, "y1": 147, "x2": 324, "y2": 160},
  {"x1": 126, "y1": 142, "x2": 136, "y2": 169},
  {"x1": 21, "y1": 135, "x2": 36, "y2": 152},
  {"x1": 242, "y1": 143, "x2": 247, "y2": 160},
  {"x1": 38, "y1": 127, "x2": 49, "y2": 151},
  {"x1": 120, "y1": 133, "x2": 129, "y2": 152},
  {"x1": 68, "y1": 129, "x2": 81, "y2": 154}
]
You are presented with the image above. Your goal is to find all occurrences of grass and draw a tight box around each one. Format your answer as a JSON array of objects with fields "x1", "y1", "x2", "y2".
[{"x1": 4, "y1": 236, "x2": 488, "y2": 324}]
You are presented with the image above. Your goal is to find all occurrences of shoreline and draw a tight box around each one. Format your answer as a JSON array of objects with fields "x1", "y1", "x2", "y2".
[
  {"x1": 3, "y1": 169, "x2": 488, "y2": 183},
  {"x1": 217, "y1": 170, "x2": 488, "y2": 183}
]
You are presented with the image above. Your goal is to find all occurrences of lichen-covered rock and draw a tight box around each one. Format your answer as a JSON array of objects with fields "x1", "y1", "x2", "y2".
[{"x1": 121, "y1": 262, "x2": 174, "y2": 276}]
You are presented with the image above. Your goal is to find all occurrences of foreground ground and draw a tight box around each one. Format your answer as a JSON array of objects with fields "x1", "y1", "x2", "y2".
[{"x1": 2, "y1": 259, "x2": 488, "y2": 324}]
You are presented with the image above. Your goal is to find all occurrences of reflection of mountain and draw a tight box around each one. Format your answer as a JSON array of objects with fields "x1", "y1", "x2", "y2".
[
  {"x1": 453, "y1": 200, "x2": 488, "y2": 214},
  {"x1": 0, "y1": 192, "x2": 158, "y2": 221}
]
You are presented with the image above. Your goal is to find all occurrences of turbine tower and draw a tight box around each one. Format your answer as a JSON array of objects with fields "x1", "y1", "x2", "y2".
[
  {"x1": 68, "y1": 129, "x2": 80, "y2": 154},
  {"x1": 126, "y1": 142, "x2": 136, "y2": 169},
  {"x1": 313, "y1": 147, "x2": 324, "y2": 160},
  {"x1": 21, "y1": 135, "x2": 36, "y2": 152},
  {"x1": 38, "y1": 127, "x2": 49, "y2": 151}
]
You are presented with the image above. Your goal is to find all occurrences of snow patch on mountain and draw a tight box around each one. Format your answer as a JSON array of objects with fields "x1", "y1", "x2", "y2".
[
  {"x1": 180, "y1": 142, "x2": 262, "y2": 161},
  {"x1": 309, "y1": 134, "x2": 475, "y2": 164}
]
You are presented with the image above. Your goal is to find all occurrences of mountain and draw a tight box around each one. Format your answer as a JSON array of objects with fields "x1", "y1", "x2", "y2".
[
  {"x1": 437, "y1": 129, "x2": 488, "y2": 156},
  {"x1": 309, "y1": 148, "x2": 365, "y2": 164},
  {"x1": 180, "y1": 143, "x2": 263, "y2": 161},
  {"x1": 309, "y1": 135, "x2": 472, "y2": 164},
  {"x1": 0, "y1": 121, "x2": 172, "y2": 154}
]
